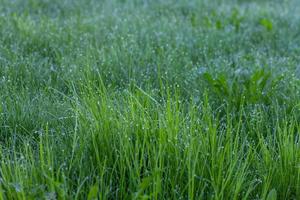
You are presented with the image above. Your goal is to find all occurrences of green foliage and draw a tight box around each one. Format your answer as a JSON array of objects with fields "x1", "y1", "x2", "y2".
[
  {"x1": 87, "y1": 185, "x2": 98, "y2": 200},
  {"x1": 260, "y1": 18, "x2": 273, "y2": 31},
  {"x1": 202, "y1": 69, "x2": 284, "y2": 108},
  {"x1": 0, "y1": 0, "x2": 300, "y2": 199}
]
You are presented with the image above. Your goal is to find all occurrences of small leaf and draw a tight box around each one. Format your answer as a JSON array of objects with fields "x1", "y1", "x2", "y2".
[
  {"x1": 216, "y1": 20, "x2": 222, "y2": 29},
  {"x1": 139, "y1": 176, "x2": 152, "y2": 190},
  {"x1": 87, "y1": 185, "x2": 98, "y2": 200},
  {"x1": 203, "y1": 72, "x2": 215, "y2": 85},
  {"x1": 133, "y1": 176, "x2": 152, "y2": 200},
  {"x1": 266, "y1": 189, "x2": 277, "y2": 200},
  {"x1": 260, "y1": 18, "x2": 273, "y2": 31}
]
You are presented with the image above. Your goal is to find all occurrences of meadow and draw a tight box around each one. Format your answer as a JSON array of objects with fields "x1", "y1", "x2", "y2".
[{"x1": 0, "y1": 0, "x2": 300, "y2": 199}]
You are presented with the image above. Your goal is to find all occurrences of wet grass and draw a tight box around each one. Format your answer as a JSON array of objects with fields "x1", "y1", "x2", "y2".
[{"x1": 0, "y1": 0, "x2": 300, "y2": 199}]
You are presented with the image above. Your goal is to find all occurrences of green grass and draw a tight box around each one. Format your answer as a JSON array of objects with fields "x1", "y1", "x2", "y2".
[{"x1": 0, "y1": 0, "x2": 300, "y2": 199}]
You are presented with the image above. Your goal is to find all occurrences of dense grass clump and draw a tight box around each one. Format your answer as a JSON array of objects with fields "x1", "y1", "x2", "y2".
[{"x1": 1, "y1": 0, "x2": 300, "y2": 199}]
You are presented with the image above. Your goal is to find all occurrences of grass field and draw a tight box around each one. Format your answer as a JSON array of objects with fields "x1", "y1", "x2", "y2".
[{"x1": 1, "y1": 0, "x2": 300, "y2": 199}]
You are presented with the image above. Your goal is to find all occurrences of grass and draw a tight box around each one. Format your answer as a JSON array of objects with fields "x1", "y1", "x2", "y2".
[{"x1": 0, "y1": 0, "x2": 300, "y2": 199}]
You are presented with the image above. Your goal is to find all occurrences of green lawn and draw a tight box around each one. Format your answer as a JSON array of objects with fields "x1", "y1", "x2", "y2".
[{"x1": 1, "y1": 0, "x2": 300, "y2": 199}]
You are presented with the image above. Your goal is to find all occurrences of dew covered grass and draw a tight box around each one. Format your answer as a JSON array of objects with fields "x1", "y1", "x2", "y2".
[{"x1": 1, "y1": 0, "x2": 300, "y2": 199}]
